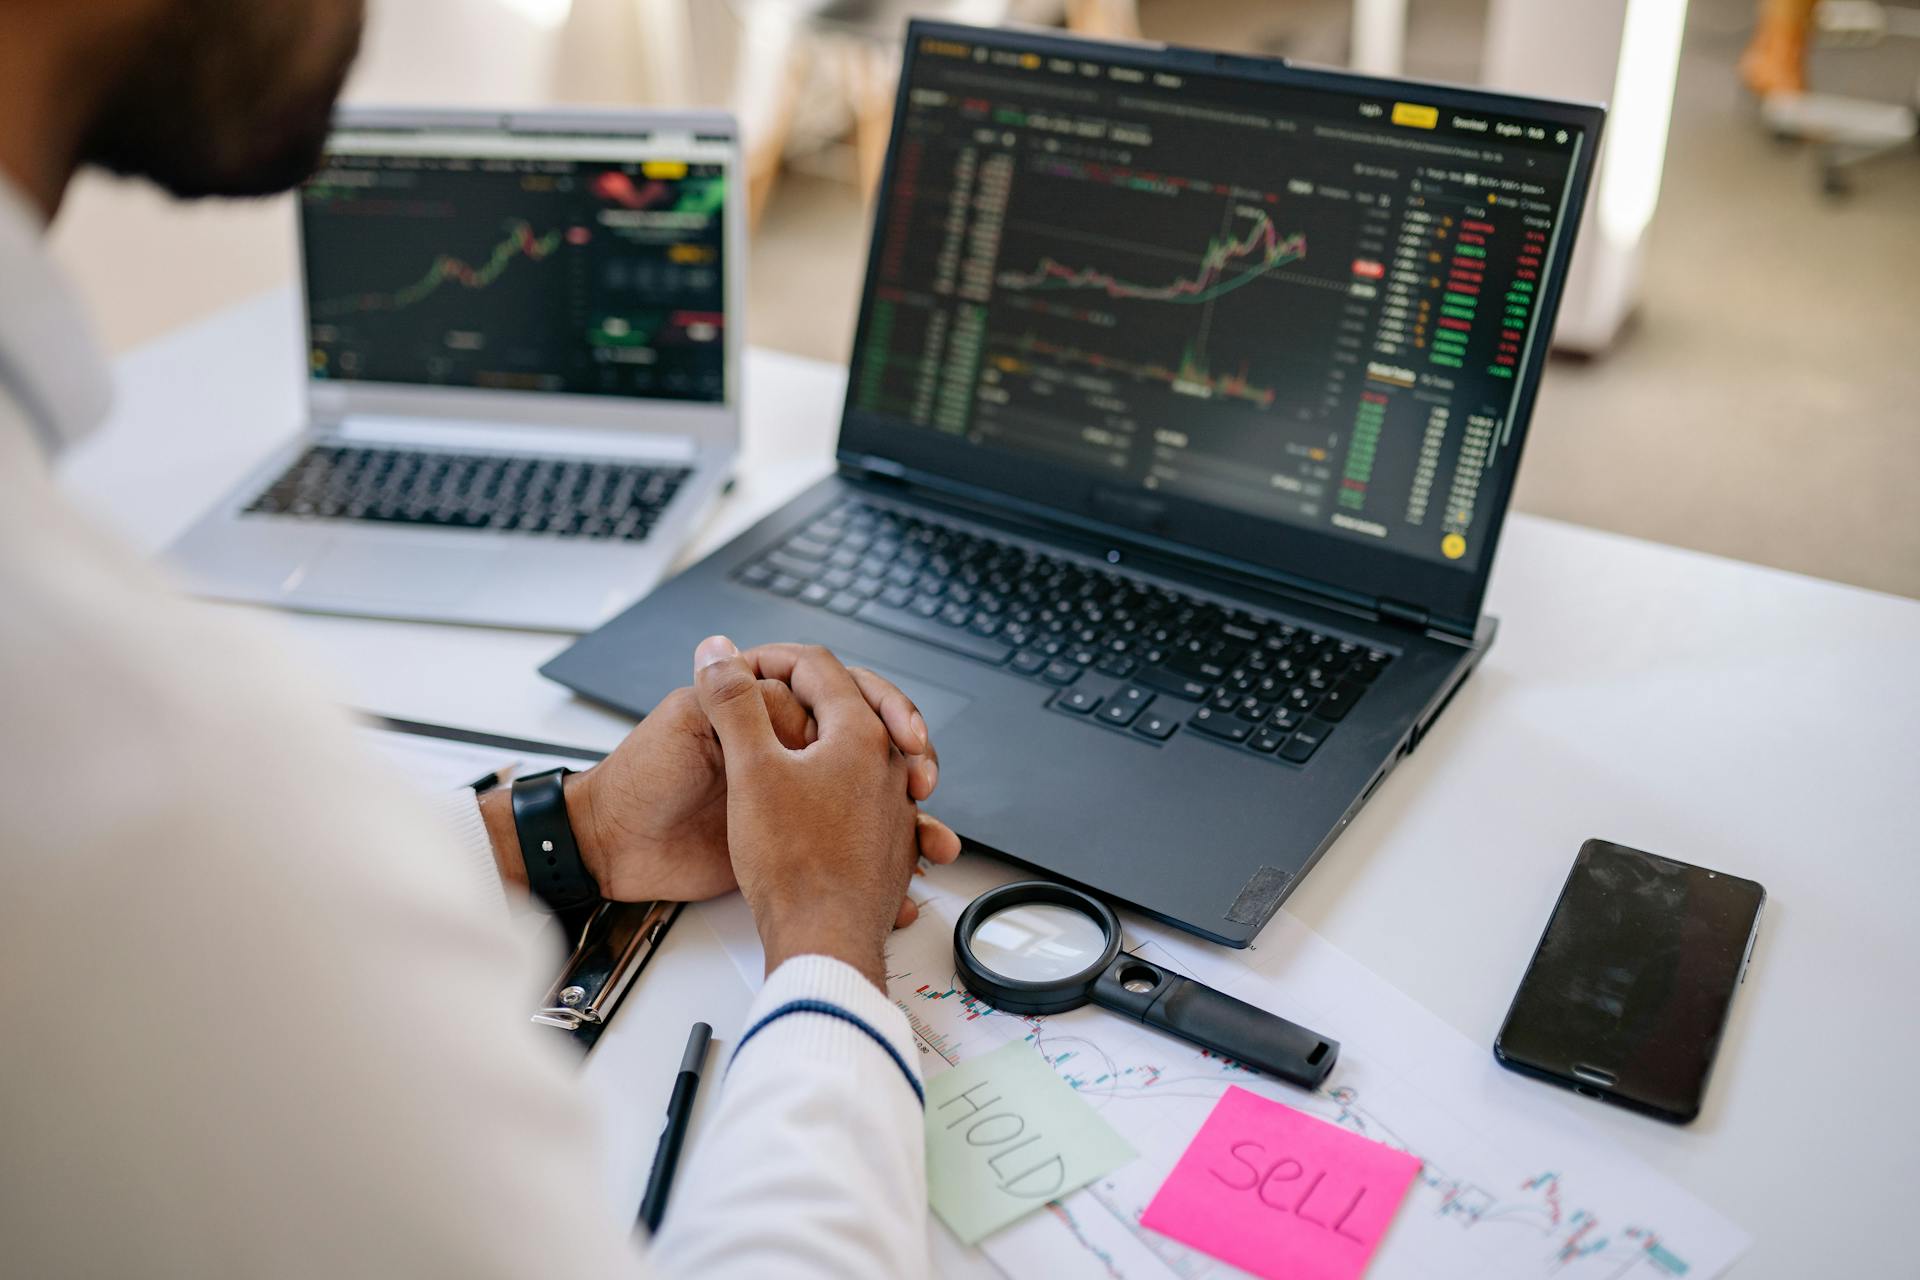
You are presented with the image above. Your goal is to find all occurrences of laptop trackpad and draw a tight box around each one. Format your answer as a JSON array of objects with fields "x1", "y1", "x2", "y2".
[
  {"x1": 290, "y1": 540, "x2": 489, "y2": 605},
  {"x1": 827, "y1": 650, "x2": 974, "y2": 733}
]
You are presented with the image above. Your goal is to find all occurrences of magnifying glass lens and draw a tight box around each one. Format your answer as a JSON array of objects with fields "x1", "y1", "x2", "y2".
[
  {"x1": 955, "y1": 880, "x2": 1339, "y2": 1090},
  {"x1": 969, "y1": 902, "x2": 1109, "y2": 983}
]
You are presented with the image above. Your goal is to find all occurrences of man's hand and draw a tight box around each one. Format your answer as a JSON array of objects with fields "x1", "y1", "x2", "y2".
[
  {"x1": 694, "y1": 637, "x2": 951, "y2": 989},
  {"x1": 478, "y1": 646, "x2": 959, "y2": 914}
]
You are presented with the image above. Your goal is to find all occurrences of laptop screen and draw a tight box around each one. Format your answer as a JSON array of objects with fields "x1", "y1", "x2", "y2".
[
  {"x1": 302, "y1": 128, "x2": 730, "y2": 404},
  {"x1": 841, "y1": 27, "x2": 1599, "y2": 622}
]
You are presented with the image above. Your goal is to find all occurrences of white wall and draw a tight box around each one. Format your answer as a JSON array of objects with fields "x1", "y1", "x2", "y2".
[{"x1": 48, "y1": 0, "x2": 677, "y2": 353}]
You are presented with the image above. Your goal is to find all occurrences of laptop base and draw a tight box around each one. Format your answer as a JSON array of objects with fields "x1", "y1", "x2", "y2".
[{"x1": 544, "y1": 473, "x2": 1489, "y2": 945}]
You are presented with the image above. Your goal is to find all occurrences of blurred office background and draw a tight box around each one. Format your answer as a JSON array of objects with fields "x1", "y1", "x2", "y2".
[{"x1": 48, "y1": 0, "x2": 1920, "y2": 597}]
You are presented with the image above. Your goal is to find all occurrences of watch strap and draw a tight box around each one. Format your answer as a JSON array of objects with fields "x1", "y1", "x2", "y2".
[{"x1": 511, "y1": 768, "x2": 599, "y2": 913}]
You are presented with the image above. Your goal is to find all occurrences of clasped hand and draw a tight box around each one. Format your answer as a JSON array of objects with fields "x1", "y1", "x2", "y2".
[{"x1": 480, "y1": 636, "x2": 960, "y2": 987}]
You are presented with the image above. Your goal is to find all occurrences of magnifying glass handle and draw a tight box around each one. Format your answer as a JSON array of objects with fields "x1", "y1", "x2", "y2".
[{"x1": 1093, "y1": 958, "x2": 1338, "y2": 1091}]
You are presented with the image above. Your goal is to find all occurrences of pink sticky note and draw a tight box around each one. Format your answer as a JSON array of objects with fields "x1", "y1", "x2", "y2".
[{"x1": 1141, "y1": 1086, "x2": 1420, "y2": 1280}]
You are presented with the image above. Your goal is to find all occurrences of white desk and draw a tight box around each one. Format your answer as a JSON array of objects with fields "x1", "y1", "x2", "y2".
[{"x1": 62, "y1": 289, "x2": 1920, "y2": 1276}]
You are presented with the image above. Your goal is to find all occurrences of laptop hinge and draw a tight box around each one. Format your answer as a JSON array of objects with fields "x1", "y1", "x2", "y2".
[
  {"x1": 1378, "y1": 598, "x2": 1431, "y2": 631},
  {"x1": 844, "y1": 454, "x2": 909, "y2": 484}
]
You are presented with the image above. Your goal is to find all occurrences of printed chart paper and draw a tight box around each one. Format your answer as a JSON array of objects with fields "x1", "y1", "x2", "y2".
[
  {"x1": 703, "y1": 857, "x2": 1750, "y2": 1278},
  {"x1": 927, "y1": 1040, "x2": 1136, "y2": 1244},
  {"x1": 1142, "y1": 1086, "x2": 1420, "y2": 1280}
]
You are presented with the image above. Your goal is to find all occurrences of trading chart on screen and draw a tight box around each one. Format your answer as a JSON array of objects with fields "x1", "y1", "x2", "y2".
[
  {"x1": 851, "y1": 37, "x2": 1584, "y2": 571},
  {"x1": 303, "y1": 143, "x2": 727, "y2": 403}
]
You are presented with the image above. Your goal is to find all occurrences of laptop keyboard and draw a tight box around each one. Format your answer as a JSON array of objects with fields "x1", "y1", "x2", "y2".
[
  {"x1": 244, "y1": 445, "x2": 691, "y2": 541},
  {"x1": 732, "y1": 500, "x2": 1395, "y2": 764}
]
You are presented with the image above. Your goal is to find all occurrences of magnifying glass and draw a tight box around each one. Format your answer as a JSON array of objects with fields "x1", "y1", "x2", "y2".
[{"x1": 954, "y1": 881, "x2": 1339, "y2": 1091}]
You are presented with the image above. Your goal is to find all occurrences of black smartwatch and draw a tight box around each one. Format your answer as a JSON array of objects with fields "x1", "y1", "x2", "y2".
[{"x1": 510, "y1": 768, "x2": 600, "y2": 913}]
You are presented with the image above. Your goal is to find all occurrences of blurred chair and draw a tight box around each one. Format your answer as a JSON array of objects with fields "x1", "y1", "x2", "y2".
[{"x1": 1755, "y1": 1, "x2": 1920, "y2": 195}]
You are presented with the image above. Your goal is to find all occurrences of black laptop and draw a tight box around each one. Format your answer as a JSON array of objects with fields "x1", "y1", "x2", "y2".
[{"x1": 543, "y1": 22, "x2": 1604, "y2": 947}]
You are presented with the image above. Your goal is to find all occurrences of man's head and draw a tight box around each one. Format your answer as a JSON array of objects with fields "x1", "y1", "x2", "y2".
[
  {"x1": 81, "y1": 0, "x2": 365, "y2": 198},
  {"x1": 0, "y1": 0, "x2": 365, "y2": 213}
]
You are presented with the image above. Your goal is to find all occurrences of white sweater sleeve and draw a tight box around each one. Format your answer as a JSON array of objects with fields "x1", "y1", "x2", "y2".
[
  {"x1": 0, "y1": 460, "x2": 932, "y2": 1277},
  {"x1": 422, "y1": 790, "x2": 931, "y2": 1277},
  {"x1": 426, "y1": 786, "x2": 929, "y2": 1274},
  {"x1": 429, "y1": 787, "x2": 513, "y2": 917},
  {"x1": 651, "y1": 956, "x2": 931, "y2": 1279},
  {"x1": 426, "y1": 786, "x2": 931, "y2": 1279}
]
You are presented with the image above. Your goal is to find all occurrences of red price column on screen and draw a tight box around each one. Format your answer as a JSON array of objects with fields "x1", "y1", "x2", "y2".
[{"x1": 1491, "y1": 227, "x2": 1547, "y2": 380}]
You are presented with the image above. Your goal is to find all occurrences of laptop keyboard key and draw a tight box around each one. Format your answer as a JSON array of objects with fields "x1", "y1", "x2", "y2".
[
  {"x1": 852, "y1": 602, "x2": 1013, "y2": 665},
  {"x1": 765, "y1": 549, "x2": 822, "y2": 579},
  {"x1": 799, "y1": 583, "x2": 833, "y2": 606},
  {"x1": 1135, "y1": 667, "x2": 1210, "y2": 701},
  {"x1": 1010, "y1": 650, "x2": 1048, "y2": 676},
  {"x1": 1099, "y1": 685, "x2": 1150, "y2": 724},
  {"x1": 1041, "y1": 659, "x2": 1080, "y2": 686},
  {"x1": 1054, "y1": 688, "x2": 1103, "y2": 715},
  {"x1": 1313, "y1": 679, "x2": 1368, "y2": 722},
  {"x1": 769, "y1": 573, "x2": 805, "y2": 598},
  {"x1": 1279, "y1": 718, "x2": 1334, "y2": 763},
  {"x1": 1188, "y1": 706, "x2": 1250, "y2": 743},
  {"x1": 827, "y1": 591, "x2": 864, "y2": 616},
  {"x1": 1249, "y1": 726, "x2": 1288, "y2": 754},
  {"x1": 1132, "y1": 710, "x2": 1179, "y2": 741},
  {"x1": 785, "y1": 536, "x2": 832, "y2": 560},
  {"x1": 1352, "y1": 649, "x2": 1393, "y2": 681},
  {"x1": 1168, "y1": 653, "x2": 1230, "y2": 683}
]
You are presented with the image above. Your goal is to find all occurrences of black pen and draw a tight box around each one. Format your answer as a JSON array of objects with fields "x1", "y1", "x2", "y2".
[
  {"x1": 638, "y1": 1021, "x2": 711, "y2": 1233},
  {"x1": 464, "y1": 760, "x2": 520, "y2": 794}
]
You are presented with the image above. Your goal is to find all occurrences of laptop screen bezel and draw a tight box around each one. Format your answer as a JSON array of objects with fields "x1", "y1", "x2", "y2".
[
  {"x1": 302, "y1": 107, "x2": 744, "y2": 446},
  {"x1": 835, "y1": 22, "x2": 1605, "y2": 632}
]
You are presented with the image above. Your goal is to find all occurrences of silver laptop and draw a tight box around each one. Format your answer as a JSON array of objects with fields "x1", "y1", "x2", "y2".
[{"x1": 169, "y1": 106, "x2": 744, "y2": 631}]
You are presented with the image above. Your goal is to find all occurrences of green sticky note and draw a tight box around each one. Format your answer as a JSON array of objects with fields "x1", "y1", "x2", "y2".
[{"x1": 925, "y1": 1040, "x2": 1135, "y2": 1244}]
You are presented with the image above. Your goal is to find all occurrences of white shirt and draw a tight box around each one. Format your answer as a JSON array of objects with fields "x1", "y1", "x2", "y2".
[{"x1": 0, "y1": 175, "x2": 930, "y2": 1277}]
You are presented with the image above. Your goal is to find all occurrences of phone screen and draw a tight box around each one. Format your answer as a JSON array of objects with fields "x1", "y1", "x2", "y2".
[{"x1": 1495, "y1": 839, "x2": 1764, "y2": 1122}]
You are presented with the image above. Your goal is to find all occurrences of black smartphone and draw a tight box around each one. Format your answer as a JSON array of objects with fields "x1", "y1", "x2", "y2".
[{"x1": 1494, "y1": 839, "x2": 1765, "y2": 1124}]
